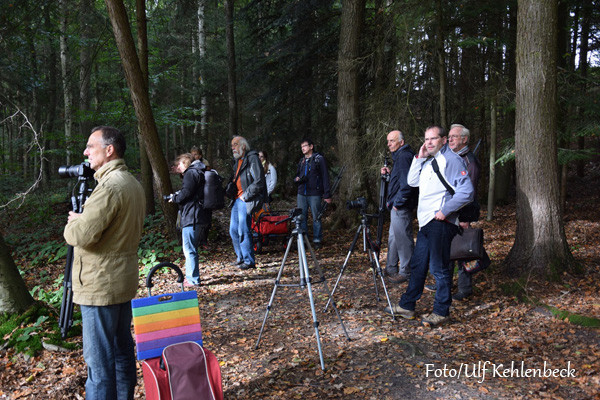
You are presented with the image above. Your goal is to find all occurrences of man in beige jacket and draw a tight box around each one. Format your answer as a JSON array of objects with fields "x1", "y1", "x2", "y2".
[{"x1": 64, "y1": 126, "x2": 145, "y2": 400}]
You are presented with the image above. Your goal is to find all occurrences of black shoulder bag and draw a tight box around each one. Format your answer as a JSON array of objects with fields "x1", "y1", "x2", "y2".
[{"x1": 430, "y1": 158, "x2": 484, "y2": 261}]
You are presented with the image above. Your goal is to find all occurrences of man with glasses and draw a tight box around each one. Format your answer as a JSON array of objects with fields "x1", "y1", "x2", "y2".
[
  {"x1": 294, "y1": 138, "x2": 331, "y2": 249},
  {"x1": 385, "y1": 126, "x2": 473, "y2": 327}
]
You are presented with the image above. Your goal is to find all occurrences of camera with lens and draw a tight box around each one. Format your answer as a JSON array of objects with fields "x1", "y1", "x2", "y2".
[
  {"x1": 163, "y1": 194, "x2": 174, "y2": 201},
  {"x1": 58, "y1": 162, "x2": 94, "y2": 179},
  {"x1": 346, "y1": 197, "x2": 367, "y2": 211}
]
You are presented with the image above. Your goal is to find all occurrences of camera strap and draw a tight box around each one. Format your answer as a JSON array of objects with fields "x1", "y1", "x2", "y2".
[{"x1": 431, "y1": 158, "x2": 455, "y2": 196}]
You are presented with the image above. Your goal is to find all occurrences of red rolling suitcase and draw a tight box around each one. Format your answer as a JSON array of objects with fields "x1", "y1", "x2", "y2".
[{"x1": 133, "y1": 262, "x2": 223, "y2": 400}]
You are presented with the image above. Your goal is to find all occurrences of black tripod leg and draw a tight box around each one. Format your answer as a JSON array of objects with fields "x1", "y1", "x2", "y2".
[
  {"x1": 324, "y1": 224, "x2": 363, "y2": 311},
  {"x1": 297, "y1": 233, "x2": 326, "y2": 370},
  {"x1": 255, "y1": 234, "x2": 295, "y2": 350}
]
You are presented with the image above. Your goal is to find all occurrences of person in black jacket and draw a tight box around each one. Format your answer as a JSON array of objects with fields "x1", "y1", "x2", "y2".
[
  {"x1": 229, "y1": 136, "x2": 267, "y2": 270},
  {"x1": 170, "y1": 153, "x2": 209, "y2": 286},
  {"x1": 380, "y1": 130, "x2": 418, "y2": 283},
  {"x1": 447, "y1": 124, "x2": 490, "y2": 300},
  {"x1": 294, "y1": 138, "x2": 331, "y2": 249}
]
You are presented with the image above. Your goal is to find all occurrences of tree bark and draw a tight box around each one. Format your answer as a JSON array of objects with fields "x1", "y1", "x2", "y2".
[
  {"x1": 336, "y1": 0, "x2": 365, "y2": 206},
  {"x1": 104, "y1": 0, "x2": 177, "y2": 237},
  {"x1": 79, "y1": 0, "x2": 94, "y2": 138},
  {"x1": 487, "y1": 93, "x2": 497, "y2": 221},
  {"x1": 225, "y1": 0, "x2": 238, "y2": 138},
  {"x1": 505, "y1": 0, "x2": 576, "y2": 278},
  {"x1": 0, "y1": 233, "x2": 34, "y2": 313},
  {"x1": 136, "y1": 0, "x2": 156, "y2": 215},
  {"x1": 435, "y1": 0, "x2": 447, "y2": 128},
  {"x1": 59, "y1": 0, "x2": 73, "y2": 164}
]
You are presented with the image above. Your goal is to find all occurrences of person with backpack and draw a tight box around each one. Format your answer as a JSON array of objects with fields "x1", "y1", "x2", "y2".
[
  {"x1": 294, "y1": 138, "x2": 331, "y2": 249},
  {"x1": 169, "y1": 153, "x2": 209, "y2": 286}
]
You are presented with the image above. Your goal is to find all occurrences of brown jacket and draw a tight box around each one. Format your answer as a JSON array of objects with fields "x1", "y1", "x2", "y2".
[{"x1": 64, "y1": 159, "x2": 145, "y2": 306}]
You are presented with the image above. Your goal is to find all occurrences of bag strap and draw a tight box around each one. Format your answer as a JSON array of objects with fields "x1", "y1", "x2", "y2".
[{"x1": 431, "y1": 158, "x2": 455, "y2": 196}]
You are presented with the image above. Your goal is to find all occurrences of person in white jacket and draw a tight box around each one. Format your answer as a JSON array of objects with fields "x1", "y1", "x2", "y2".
[{"x1": 384, "y1": 125, "x2": 474, "y2": 327}]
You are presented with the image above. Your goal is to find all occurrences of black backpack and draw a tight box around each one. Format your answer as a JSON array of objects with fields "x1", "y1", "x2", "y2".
[{"x1": 202, "y1": 170, "x2": 225, "y2": 210}]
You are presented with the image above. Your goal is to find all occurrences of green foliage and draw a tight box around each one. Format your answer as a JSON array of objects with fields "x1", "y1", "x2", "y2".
[
  {"x1": 0, "y1": 303, "x2": 78, "y2": 357},
  {"x1": 138, "y1": 213, "x2": 182, "y2": 277},
  {"x1": 544, "y1": 305, "x2": 600, "y2": 328}
]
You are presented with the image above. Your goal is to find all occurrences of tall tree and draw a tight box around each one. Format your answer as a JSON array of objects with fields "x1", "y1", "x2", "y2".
[
  {"x1": 336, "y1": 0, "x2": 365, "y2": 203},
  {"x1": 505, "y1": 0, "x2": 576, "y2": 277},
  {"x1": 225, "y1": 0, "x2": 238, "y2": 137},
  {"x1": 136, "y1": 0, "x2": 156, "y2": 215},
  {"x1": 59, "y1": 0, "x2": 73, "y2": 164},
  {"x1": 104, "y1": 0, "x2": 177, "y2": 236}
]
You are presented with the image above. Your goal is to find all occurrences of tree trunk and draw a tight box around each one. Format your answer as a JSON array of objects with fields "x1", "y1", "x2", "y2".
[
  {"x1": 576, "y1": 0, "x2": 590, "y2": 178},
  {"x1": 225, "y1": 0, "x2": 238, "y2": 138},
  {"x1": 59, "y1": 0, "x2": 73, "y2": 164},
  {"x1": 104, "y1": 0, "x2": 177, "y2": 238},
  {"x1": 0, "y1": 233, "x2": 34, "y2": 313},
  {"x1": 79, "y1": 0, "x2": 94, "y2": 138},
  {"x1": 336, "y1": 0, "x2": 365, "y2": 206},
  {"x1": 435, "y1": 0, "x2": 447, "y2": 128},
  {"x1": 136, "y1": 0, "x2": 156, "y2": 215},
  {"x1": 504, "y1": 0, "x2": 576, "y2": 278},
  {"x1": 487, "y1": 93, "x2": 497, "y2": 221}
]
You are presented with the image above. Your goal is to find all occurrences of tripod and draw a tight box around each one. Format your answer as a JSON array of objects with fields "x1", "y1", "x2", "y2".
[
  {"x1": 325, "y1": 209, "x2": 396, "y2": 319},
  {"x1": 255, "y1": 209, "x2": 350, "y2": 370}
]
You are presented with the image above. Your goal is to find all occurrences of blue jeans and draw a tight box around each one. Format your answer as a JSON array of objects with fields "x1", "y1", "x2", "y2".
[
  {"x1": 81, "y1": 302, "x2": 136, "y2": 400},
  {"x1": 400, "y1": 220, "x2": 459, "y2": 317},
  {"x1": 182, "y1": 225, "x2": 204, "y2": 285},
  {"x1": 229, "y1": 198, "x2": 255, "y2": 265},
  {"x1": 297, "y1": 194, "x2": 323, "y2": 243},
  {"x1": 386, "y1": 207, "x2": 414, "y2": 276}
]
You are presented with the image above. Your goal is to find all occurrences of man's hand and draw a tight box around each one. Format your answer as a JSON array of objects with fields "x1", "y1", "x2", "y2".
[
  {"x1": 459, "y1": 222, "x2": 470, "y2": 229},
  {"x1": 67, "y1": 211, "x2": 81, "y2": 223},
  {"x1": 324, "y1": 198, "x2": 332, "y2": 204},
  {"x1": 381, "y1": 166, "x2": 391, "y2": 175},
  {"x1": 434, "y1": 210, "x2": 445, "y2": 221},
  {"x1": 418, "y1": 142, "x2": 428, "y2": 159}
]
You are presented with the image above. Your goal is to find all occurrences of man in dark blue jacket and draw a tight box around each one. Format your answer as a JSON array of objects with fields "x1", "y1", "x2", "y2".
[
  {"x1": 381, "y1": 130, "x2": 418, "y2": 283},
  {"x1": 294, "y1": 138, "x2": 331, "y2": 249}
]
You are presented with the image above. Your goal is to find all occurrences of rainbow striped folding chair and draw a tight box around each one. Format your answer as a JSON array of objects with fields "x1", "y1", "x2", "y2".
[{"x1": 131, "y1": 262, "x2": 203, "y2": 360}]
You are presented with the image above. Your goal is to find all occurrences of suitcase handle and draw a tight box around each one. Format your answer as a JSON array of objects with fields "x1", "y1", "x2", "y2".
[{"x1": 146, "y1": 262, "x2": 185, "y2": 296}]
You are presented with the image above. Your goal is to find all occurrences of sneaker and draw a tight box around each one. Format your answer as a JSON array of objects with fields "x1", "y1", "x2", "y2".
[
  {"x1": 238, "y1": 263, "x2": 255, "y2": 270},
  {"x1": 452, "y1": 292, "x2": 472, "y2": 301},
  {"x1": 387, "y1": 273, "x2": 409, "y2": 284},
  {"x1": 312, "y1": 242, "x2": 322, "y2": 250},
  {"x1": 231, "y1": 260, "x2": 244, "y2": 267},
  {"x1": 384, "y1": 267, "x2": 399, "y2": 277},
  {"x1": 424, "y1": 284, "x2": 436, "y2": 292},
  {"x1": 383, "y1": 304, "x2": 415, "y2": 319},
  {"x1": 421, "y1": 313, "x2": 449, "y2": 327}
]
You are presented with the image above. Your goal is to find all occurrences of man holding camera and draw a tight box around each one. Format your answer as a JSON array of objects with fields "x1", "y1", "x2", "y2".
[
  {"x1": 64, "y1": 126, "x2": 145, "y2": 399},
  {"x1": 294, "y1": 139, "x2": 331, "y2": 249},
  {"x1": 381, "y1": 130, "x2": 418, "y2": 283},
  {"x1": 229, "y1": 136, "x2": 267, "y2": 270},
  {"x1": 385, "y1": 126, "x2": 473, "y2": 327}
]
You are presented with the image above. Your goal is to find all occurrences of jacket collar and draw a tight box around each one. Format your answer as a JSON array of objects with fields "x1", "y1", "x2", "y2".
[{"x1": 94, "y1": 159, "x2": 127, "y2": 181}]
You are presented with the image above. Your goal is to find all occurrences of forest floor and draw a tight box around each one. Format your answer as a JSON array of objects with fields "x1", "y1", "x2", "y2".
[{"x1": 1, "y1": 169, "x2": 600, "y2": 400}]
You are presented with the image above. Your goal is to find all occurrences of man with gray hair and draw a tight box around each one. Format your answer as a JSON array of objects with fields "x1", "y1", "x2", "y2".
[
  {"x1": 447, "y1": 123, "x2": 489, "y2": 300},
  {"x1": 380, "y1": 130, "x2": 418, "y2": 283},
  {"x1": 229, "y1": 136, "x2": 267, "y2": 270}
]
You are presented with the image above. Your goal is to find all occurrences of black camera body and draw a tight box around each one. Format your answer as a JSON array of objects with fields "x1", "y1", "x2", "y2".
[
  {"x1": 58, "y1": 162, "x2": 94, "y2": 179},
  {"x1": 346, "y1": 197, "x2": 367, "y2": 211}
]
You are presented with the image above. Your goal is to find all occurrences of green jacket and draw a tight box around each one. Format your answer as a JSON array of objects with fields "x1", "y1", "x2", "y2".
[{"x1": 63, "y1": 159, "x2": 146, "y2": 306}]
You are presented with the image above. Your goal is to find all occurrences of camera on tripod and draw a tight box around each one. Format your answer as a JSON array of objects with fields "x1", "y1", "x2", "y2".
[
  {"x1": 346, "y1": 197, "x2": 367, "y2": 211},
  {"x1": 58, "y1": 162, "x2": 94, "y2": 179}
]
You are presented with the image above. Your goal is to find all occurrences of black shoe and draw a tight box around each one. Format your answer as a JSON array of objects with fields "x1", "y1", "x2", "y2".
[
  {"x1": 238, "y1": 263, "x2": 255, "y2": 270},
  {"x1": 387, "y1": 273, "x2": 409, "y2": 284},
  {"x1": 231, "y1": 260, "x2": 244, "y2": 267},
  {"x1": 452, "y1": 292, "x2": 472, "y2": 301},
  {"x1": 312, "y1": 242, "x2": 322, "y2": 250},
  {"x1": 384, "y1": 267, "x2": 399, "y2": 277},
  {"x1": 424, "y1": 284, "x2": 436, "y2": 292}
]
